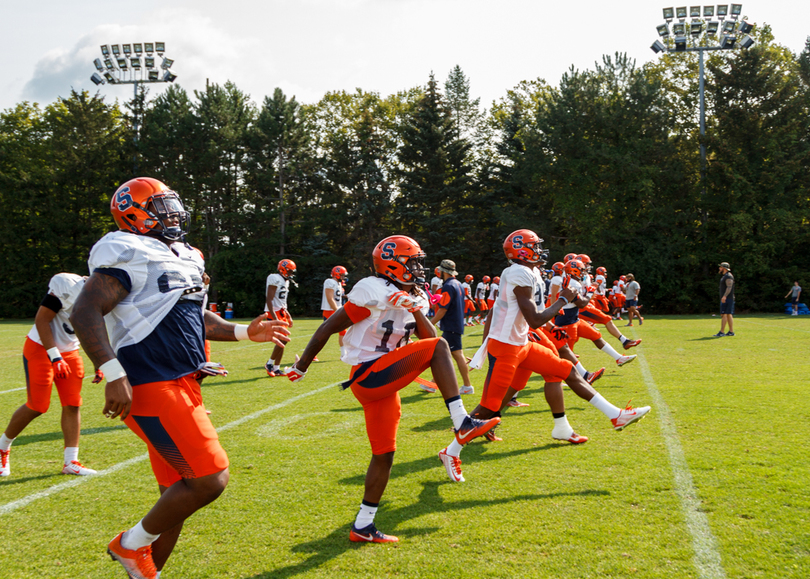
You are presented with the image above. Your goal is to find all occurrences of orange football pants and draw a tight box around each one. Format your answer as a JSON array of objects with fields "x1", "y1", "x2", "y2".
[{"x1": 23, "y1": 337, "x2": 84, "y2": 413}]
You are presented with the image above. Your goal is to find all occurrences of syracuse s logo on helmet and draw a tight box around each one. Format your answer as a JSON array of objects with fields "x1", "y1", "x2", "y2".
[
  {"x1": 115, "y1": 187, "x2": 134, "y2": 211},
  {"x1": 380, "y1": 242, "x2": 396, "y2": 260}
]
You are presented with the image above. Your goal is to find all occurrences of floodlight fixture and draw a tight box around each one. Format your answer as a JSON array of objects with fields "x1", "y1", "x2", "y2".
[
  {"x1": 675, "y1": 35, "x2": 687, "y2": 51},
  {"x1": 90, "y1": 72, "x2": 105, "y2": 86},
  {"x1": 117, "y1": 57, "x2": 128, "y2": 70},
  {"x1": 676, "y1": 6, "x2": 687, "y2": 19},
  {"x1": 148, "y1": 70, "x2": 159, "y2": 81},
  {"x1": 163, "y1": 71, "x2": 177, "y2": 83},
  {"x1": 123, "y1": 44, "x2": 131, "y2": 56},
  {"x1": 145, "y1": 57, "x2": 155, "y2": 69},
  {"x1": 161, "y1": 57, "x2": 174, "y2": 70},
  {"x1": 134, "y1": 43, "x2": 143, "y2": 55},
  {"x1": 717, "y1": 4, "x2": 728, "y2": 17},
  {"x1": 131, "y1": 57, "x2": 142, "y2": 69},
  {"x1": 720, "y1": 34, "x2": 737, "y2": 49},
  {"x1": 663, "y1": 7, "x2": 675, "y2": 20},
  {"x1": 704, "y1": 6, "x2": 714, "y2": 16},
  {"x1": 155, "y1": 42, "x2": 165, "y2": 55},
  {"x1": 738, "y1": 20, "x2": 753, "y2": 34},
  {"x1": 104, "y1": 58, "x2": 114, "y2": 70},
  {"x1": 111, "y1": 44, "x2": 120, "y2": 56},
  {"x1": 722, "y1": 20, "x2": 736, "y2": 33},
  {"x1": 739, "y1": 35, "x2": 754, "y2": 49},
  {"x1": 730, "y1": 3, "x2": 742, "y2": 18},
  {"x1": 690, "y1": 21, "x2": 703, "y2": 36},
  {"x1": 690, "y1": 6, "x2": 701, "y2": 17},
  {"x1": 103, "y1": 72, "x2": 116, "y2": 83},
  {"x1": 672, "y1": 22, "x2": 686, "y2": 35},
  {"x1": 145, "y1": 43, "x2": 154, "y2": 55},
  {"x1": 651, "y1": 40, "x2": 667, "y2": 53},
  {"x1": 101, "y1": 45, "x2": 110, "y2": 56},
  {"x1": 707, "y1": 21, "x2": 719, "y2": 35},
  {"x1": 657, "y1": 23, "x2": 670, "y2": 37},
  {"x1": 93, "y1": 58, "x2": 104, "y2": 71}
]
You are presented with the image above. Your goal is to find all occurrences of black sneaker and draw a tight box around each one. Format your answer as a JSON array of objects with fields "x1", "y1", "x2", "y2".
[
  {"x1": 725, "y1": 332, "x2": 735, "y2": 336},
  {"x1": 713, "y1": 332, "x2": 725, "y2": 337}
]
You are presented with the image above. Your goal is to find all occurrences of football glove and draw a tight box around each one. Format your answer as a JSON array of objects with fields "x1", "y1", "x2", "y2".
[
  {"x1": 388, "y1": 291, "x2": 416, "y2": 311},
  {"x1": 92, "y1": 369, "x2": 104, "y2": 384},
  {"x1": 199, "y1": 362, "x2": 229, "y2": 377}
]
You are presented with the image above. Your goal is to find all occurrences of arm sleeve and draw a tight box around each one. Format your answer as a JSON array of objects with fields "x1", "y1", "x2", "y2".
[{"x1": 344, "y1": 301, "x2": 372, "y2": 323}]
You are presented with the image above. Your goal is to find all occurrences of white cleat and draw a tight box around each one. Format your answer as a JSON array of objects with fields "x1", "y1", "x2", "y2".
[
  {"x1": 616, "y1": 354, "x2": 637, "y2": 367},
  {"x1": 459, "y1": 385, "x2": 474, "y2": 395},
  {"x1": 62, "y1": 460, "x2": 97, "y2": 475},
  {"x1": 611, "y1": 404, "x2": 651, "y2": 431},
  {"x1": 438, "y1": 447, "x2": 464, "y2": 482}
]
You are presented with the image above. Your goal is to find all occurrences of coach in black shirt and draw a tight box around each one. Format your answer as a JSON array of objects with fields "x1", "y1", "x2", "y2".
[{"x1": 715, "y1": 262, "x2": 735, "y2": 337}]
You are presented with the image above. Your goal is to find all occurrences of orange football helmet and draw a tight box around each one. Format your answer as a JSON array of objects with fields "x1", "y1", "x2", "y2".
[
  {"x1": 434, "y1": 267, "x2": 441, "y2": 277},
  {"x1": 465, "y1": 274, "x2": 474, "y2": 283},
  {"x1": 576, "y1": 254, "x2": 591, "y2": 270},
  {"x1": 331, "y1": 265, "x2": 348, "y2": 285},
  {"x1": 482, "y1": 275, "x2": 491, "y2": 284},
  {"x1": 565, "y1": 259, "x2": 584, "y2": 281},
  {"x1": 372, "y1": 235, "x2": 426, "y2": 285},
  {"x1": 493, "y1": 276, "x2": 500, "y2": 285},
  {"x1": 564, "y1": 252, "x2": 577, "y2": 263},
  {"x1": 620, "y1": 275, "x2": 627, "y2": 282},
  {"x1": 551, "y1": 262, "x2": 565, "y2": 276},
  {"x1": 596, "y1": 266, "x2": 607, "y2": 276},
  {"x1": 503, "y1": 229, "x2": 545, "y2": 264},
  {"x1": 111, "y1": 177, "x2": 190, "y2": 241},
  {"x1": 278, "y1": 259, "x2": 297, "y2": 280}
]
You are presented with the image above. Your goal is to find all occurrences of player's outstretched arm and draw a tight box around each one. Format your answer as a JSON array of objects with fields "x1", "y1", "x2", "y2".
[
  {"x1": 204, "y1": 311, "x2": 289, "y2": 346},
  {"x1": 288, "y1": 309, "x2": 353, "y2": 381}
]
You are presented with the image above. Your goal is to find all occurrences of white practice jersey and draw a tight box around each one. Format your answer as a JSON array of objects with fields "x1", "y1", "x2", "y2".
[
  {"x1": 461, "y1": 282, "x2": 472, "y2": 298},
  {"x1": 430, "y1": 276, "x2": 443, "y2": 292},
  {"x1": 321, "y1": 278, "x2": 344, "y2": 311},
  {"x1": 27, "y1": 273, "x2": 86, "y2": 353},
  {"x1": 595, "y1": 274, "x2": 607, "y2": 295},
  {"x1": 582, "y1": 273, "x2": 592, "y2": 288},
  {"x1": 88, "y1": 231, "x2": 205, "y2": 354},
  {"x1": 475, "y1": 282, "x2": 488, "y2": 300},
  {"x1": 341, "y1": 277, "x2": 429, "y2": 366},
  {"x1": 549, "y1": 275, "x2": 564, "y2": 302},
  {"x1": 265, "y1": 273, "x2": 290, "y2": 311},
  {"x1": 487, "y1": 283, "x2": 499, "y2": 301},
  {"x1": 533, "y1": 268, "x2": 546, "y2": 312},
  {"x1": 618, "y1": 280, "x2": 626, "y2": 293},
  {"x1": 488, "y1": 263, "x2": 538, "y2": 346}
]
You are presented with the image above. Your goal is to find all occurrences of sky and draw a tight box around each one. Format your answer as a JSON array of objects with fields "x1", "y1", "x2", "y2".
[{"x1": 1, "y1": 0, "x2": 807, "y2": 112}]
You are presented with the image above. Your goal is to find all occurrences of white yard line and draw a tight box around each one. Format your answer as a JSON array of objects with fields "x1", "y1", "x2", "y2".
[
  {"x1": 632, "y1": 336, "x2": 727, "y2": 579},
  {"x1": 0, "y1": 381, "x2": 340, "y2": 516},
  {"x1": 0, "y1": 387, "x2": 25, "y2": 395}
]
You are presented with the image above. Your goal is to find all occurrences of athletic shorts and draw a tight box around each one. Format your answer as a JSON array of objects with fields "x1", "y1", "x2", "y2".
[
  {"x1": 486, "y1": 299, "x2": 495, "y2": 310},
  {"x1": 592, "y1": 295, "x2": 610, "y2": 313},
  {"x1": 343, "y1": 338, "x2": 440, "y2": 455},
  {"x1": 464, "y1": 299, "x2": 475, "y2": 314},
  {"x1": 125, "y1": 375, "x2": 229, "y2": 487},
  {"x1": 626, "y1": 299, "x2": 637, "y2": 308},
  {"x1": 477, "y1": 299, "x2": 488, "y2": 311},
  {"x1": 322, "y1": 309, "x2": 346, "y2": 336},
  {"x1": 23, "y1": 337, "x2": 84, "y2": 413},
  {"x1": 540, "y1": 326, "x2": 569, "y2": 351},
  {"x1": 481, "y1": 338, "x2": 572, "y2": 413},
  {"x1": 580, "y1": 303, "x2": 613, "y2": 325},
  {"x1": 792, "y1": 297, "x2": 800, "y2": 305},
  {"x1": 559, "y1": 320, "x2": 602, "y2": 350},
  {"x1": 616, "y1": 295, "x2": 626, "y2": 307},
  {"x1": 720, "y1": 300, "x2": 735, "y2": 315},
  {"x1": 442, "y1": 331, "x2": 463, "y2": 352},
  {"x1": 272, "y1": 309, "x2": 292, "y2": 342}
]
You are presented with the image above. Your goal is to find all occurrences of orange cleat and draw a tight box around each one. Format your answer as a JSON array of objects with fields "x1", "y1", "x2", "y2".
[
  {"x1": 349, "y1": 523, "x2": 399, "y2": 543},
  {"x1": 107, "y1": 532, "x2": 157, "y2": 579}
]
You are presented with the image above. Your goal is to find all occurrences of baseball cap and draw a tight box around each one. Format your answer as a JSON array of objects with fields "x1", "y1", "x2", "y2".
[{"x1": 719, "y1": 262, "x2": 730, "y2": 269}]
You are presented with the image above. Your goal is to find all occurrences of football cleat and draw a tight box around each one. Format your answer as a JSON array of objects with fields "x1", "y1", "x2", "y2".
[
  {"x1": 483, "y1": 428, "x2": 502, "y2": 442},
  {"x1": 349, "y1": 523, "x2": 399, "y2": 543},
  {"x1": 611, "y1": 403, "x2": 651, "y2": 431},
  {"x1": 265, "y1": 361, "x2": 275, "y2": 375},
  {"x1": 623, "y1": 339, "x2": 642, "y2": 350},
  {"x1": 552, "y1": 431, "x2": 589, "y2": 444},
  {"x1": 62, "y1": 460, "x2": 97, "y2": 476},
  {"x1": 0, "y1": 449, "x2": 9, "y2": 476},
  {"x1": 459, "y1": 385, "x2": 474, "y2": 395},
  {"x1": 585, "y1": 367, "x2": 605, "y2": 384},
  {"x1": 616, "y1": 355, "x2": 636, "y2": 367},
  {"x1": 438, "y1": 447, "x2": 465, "y2": 482},
  {"x1": 107, "y1": 532, "x2": 158, "y2": 579},
  {"x1": 455, "y1": 415, "x2": 501, "y2": 445},
  {"x1": 506, "y1": 398, "x2": 529, "y2": 408},
  {"x1": 415, "y1": 377, "x2": 438, "y2": 393}
]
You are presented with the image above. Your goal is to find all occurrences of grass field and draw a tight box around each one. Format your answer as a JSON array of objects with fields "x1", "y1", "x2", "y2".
[{"x1": 1, "y1": 314, "x2": 808, "y2": 579}]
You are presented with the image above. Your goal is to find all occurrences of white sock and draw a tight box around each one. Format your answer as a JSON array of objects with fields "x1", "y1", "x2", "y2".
[
  {"x1": 600, "y1": 343, "x2": 623, "y2": 361},
  {"x1": 447, "y1": 399, "x2": 467, "y2": 430},
  {"x1": 589, "y1": 393, "x2": 621, "y2": 420},
  {"x1": 121, "y1": 519, "x2": 160, "y2": 550},
  {"x1": 445, "y1": 439, "x2": 463, "y2": 457},
  {"x1": 64, "y1": 447, "x2": 78, "y2": 464},
  {"x1": 0, "y1": 433, "x2": 14, "y2": 452},
  {"x1": 619, "y1": 335, "x2": 628, "y2": 345},
  {"x1": 551, "y1": 415, "x2": 573, "y2": 438},
  {"x1": 574, "y1": 362, "x2": 587, "y2": 377},
  {"x1": 354, "y1": 502, "x2": 377, "y2": 529},
  {"x1": 156, "y1": 573, "x2": 161, "y2": 579}
]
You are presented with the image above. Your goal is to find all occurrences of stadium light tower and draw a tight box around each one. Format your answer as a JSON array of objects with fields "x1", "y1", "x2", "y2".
[{"x1": 651, "y1": 5, "x2": 755, "y2": 198}]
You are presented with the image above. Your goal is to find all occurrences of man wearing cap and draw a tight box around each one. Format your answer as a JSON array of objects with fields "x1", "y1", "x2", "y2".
[
  {"x1": 624, "y1": 274, "x2": 642, "y2": 326},
  {"x1": 431, "y1": 260, "x2": 474, "y2": 395},
  {"x1": 716, "y1": 262, "x2": 735, "y2": 337}
]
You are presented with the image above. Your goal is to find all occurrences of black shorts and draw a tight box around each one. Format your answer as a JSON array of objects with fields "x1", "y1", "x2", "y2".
[
  {"x1": 720, "y1": 300, "x2": 735, "y2": 315},
  {"x1": 626, "y1": 299, "x2": 638, "y2": 308},
  {"x1": 442, "y1": 331, "x2": 463, "y2": 352},
  {"x1": 792, "y1": 297, "x2": 800, "y2": 305}
]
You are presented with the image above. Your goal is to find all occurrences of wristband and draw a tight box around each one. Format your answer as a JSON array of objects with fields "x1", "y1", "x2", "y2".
[
  {"x1": 558, "y1": 295, "x2": 569, "y2": 305},
  {"x1": 46, "y1": 347, "x2": 62, "y2": 362},
  {"x1": 234, "y1": 324, "x2": 250, "y2": 341},
  {"x1": 99, "y1": 358, "x2": 127, "y2": 381}
]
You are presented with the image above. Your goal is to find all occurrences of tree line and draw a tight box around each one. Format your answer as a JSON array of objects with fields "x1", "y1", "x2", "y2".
[{"x1": 1, "y1": 27, "x2": 808, "y2": 319}]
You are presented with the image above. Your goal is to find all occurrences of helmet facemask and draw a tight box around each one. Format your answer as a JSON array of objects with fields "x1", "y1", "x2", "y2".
[{"x1": 142, "y1": 192, "x2": 190, "y2": 242}]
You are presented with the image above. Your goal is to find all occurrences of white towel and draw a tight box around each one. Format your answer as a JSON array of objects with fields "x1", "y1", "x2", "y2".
[{"x1": 469, "y1": 336, "x2": 490, "y2": 370}]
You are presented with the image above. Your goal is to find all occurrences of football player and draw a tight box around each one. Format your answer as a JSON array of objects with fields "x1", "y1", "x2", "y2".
[
  {"x1": 286, "y1": 235, "x2": 499, "y2": 542},
  {"x1": 0, "y1": 273, "x2": 98, "y2": 478},
  {"x1": 486, "y1": 276, "x2": 500, "y2": 310},
  {"x1": 265, "y1": 259, "x2": 297, "y2": 376},
  {"x1": 71, "y1": 177, "x2": 289, "y2": 579},
  {"x1": 470, "y1": 231, "x2": 650, "y2": 445},
  {"x1": 475, "y1": 276, "x2": 490, "y2": 319},
  {"x1": 322, "y1": 266, "x2": 348, "y2": 347},
  {"x1": 461, "y1": 274, "x2": 476, "y2": 325}
]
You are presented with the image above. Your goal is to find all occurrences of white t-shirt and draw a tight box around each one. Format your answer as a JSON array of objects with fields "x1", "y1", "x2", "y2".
[
  {"x1": 265, "y1": 273, "x2": 290, "y2": 311},
  {"x1": 88, "y1": 231, "x2": 206, "y2": 353},
  {"x1": 27, "y1": 273, "x2": 86, "y2": 353},
  {"x1": 487, "y1": 283, "x2": 499, "y2": 301},
  {"x1": 321, "y1": 278, "x2": 344, "y2": 311},
  {"x1": 341, "y1": 277, "x2": 429, "y2": 365},
  {"x1": 430, "y1": 276, "x2": 443, "y2": 292},
  {"x1": 475, "y1": 282, "x2": 488, "y2": 300},
  {"x1": 488, "y1": 263, "x2": 538, "y2": 346}
]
